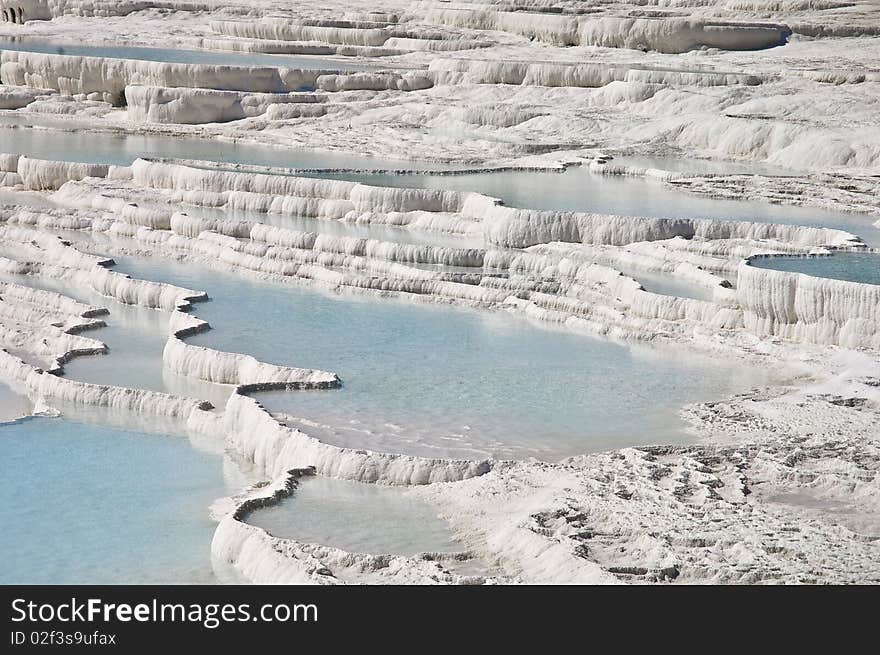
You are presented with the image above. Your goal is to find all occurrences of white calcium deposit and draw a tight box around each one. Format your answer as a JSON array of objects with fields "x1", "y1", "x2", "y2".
[
  {"x1": 0, "y1": 0, "x2": 878, "y2": 585},
  {"x1": 124, "y1": 85, "x2": 327, "y2": 124}
]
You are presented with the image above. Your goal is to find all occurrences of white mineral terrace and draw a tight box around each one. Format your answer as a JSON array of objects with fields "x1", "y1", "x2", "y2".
[{"x1": 0, "y1": 0, "x2": 877, "y2": 585}]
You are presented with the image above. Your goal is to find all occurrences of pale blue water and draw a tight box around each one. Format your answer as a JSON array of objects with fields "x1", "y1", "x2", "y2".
[
  {"x1": 612, "y1": 265, "x2": 716, "y2": 301},
  {"x1": 1, "y1": 39, "x2": 867, "y2": 581},
  {"x1": 0, "y1": 416, "x2": 232, "y2": 584},
  {"x1": 3, "y1": 120, "x2": 873, "y2": 245},
  {"x1": 3, "y1": 106, "x2": 876, "y2": 244},
  {"x1": 0, "y1": 38, "x2": 378, "y2": 71},
  {"x1": 332, "y1": 168, "x2": 880, "y2": 247},
  {"x1": 111, "y1": 254, "x2": 773, "y2": 461},
  {"x1": 749, "y1": 252, "x2": 880, "y2": 285},
  {"x1": 250, "y1": 476, "x2": 460, "y2": 556},
  {"x1": 0, "y1": 266, "x2": 229, "y2": 407},
  {"x1": 613, "y1": 155, "x2": 799, "y2": 177},
  {"x1": 0, "y1": 121, "x2": 466, "y2": 169}
]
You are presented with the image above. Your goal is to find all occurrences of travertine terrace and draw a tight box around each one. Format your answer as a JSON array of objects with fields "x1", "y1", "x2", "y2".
[{"x1": 0, "y1": 0, "x2": 877, "y2": 584}]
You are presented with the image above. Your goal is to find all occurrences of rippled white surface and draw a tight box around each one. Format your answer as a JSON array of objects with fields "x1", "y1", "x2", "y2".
[{"x1": 169, "y1": 197, "x2": 485, "y2": 249}]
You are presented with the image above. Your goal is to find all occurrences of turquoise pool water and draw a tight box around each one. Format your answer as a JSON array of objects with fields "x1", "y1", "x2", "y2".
[
  {"x1": 749, "y1": 252, "x2": 880, "y2": 285},
  {"x1": 0, "y1": 416, "x2": 235, "y2": 584},
  {"x1": 1, "y1": 35, "x2": 872, "y2": 585},
  {"x1": 0, "y1": 121, "x2": 465, "y2": 170},
  {"x1": 111, "y1": 254, "x2": 773, "y2": 461}
]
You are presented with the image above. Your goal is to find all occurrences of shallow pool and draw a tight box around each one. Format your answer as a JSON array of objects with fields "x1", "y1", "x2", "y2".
[
  {"x1": 111, "y1": 254, "x2": 774, "y2": 461},
  {"x1": 0, "y1": 266, "x2": 230, "y2": 407},
  {"x1": 749, "y1": 252, "x2": 880, "y2": 285},
  {"x1": 0, "y1": 416, "x2": 234, "y2": 584},
  {"x1": 249, "y1": 475, "x2": 461, "y2": 556},
  {"x1": 332, "y1": 168, "x2": 880, "y2": 247},
  {"x1": 3, "y1": 120, "x2": 875, "y2": 245},
  {"x1": 0, "y1": 120, "x2": 468, "y2": 170},
  {"x1": 620, "y1": 267, "x2": 717, "y2": 301}
]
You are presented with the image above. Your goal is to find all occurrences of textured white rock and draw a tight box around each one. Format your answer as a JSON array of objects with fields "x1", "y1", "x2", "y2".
[
  {"x1": 123, "y1": 160, "x2": 495, "y2": 240},
  {"x1": 0, "y1": 0, "x2": 212, "y2": 23},
  {"x1": 415, "y1": 417, "x2": 880, "y2": 584},
  {"x1": 738, "y1": 260, "x2": 880, "y2": 348},
  {"x1": 162, "y1": 337, "x2": 339, "y2": 387},
  {"x1": 419, "y1": 9, "x2": 790, "y2": 53},
  {"x1": 169, "y1": 211, "x2": 252, "y2": 238},
  {"x1": 52, "y1": 182, "x2": 172, "y2": 229},
  {"x1": 212, "y1": 518, "x2": 331, "y2": 585},
  {"x1": 0, "y1": 85, "x2": 43, "y2": 110},
  {"x1": 317, "y1": 71, "x2": 432, "y2": 92},
  {"x1": 17, "y1": 156, "x2": 109, "y2": 191},
  {"x1": 210, "y1": 19, "x2": 392, "y2": 47},
  {"x1": 1, "y1": 0, "x2": 878, "y2": 587},
  {"x1": 0, "y1": 154, "x2": 20, "y2": 172},
  {"x1": 0, "y1": 230, "x2": 203, "y2": 311},
  {"x1": 482, "y1": 204, "x2": 859, "y2": 249},
  {"x1": 125, "y1": 85, "x2": 326, "y2": 124},
  {"x1": 0, "y1": 280, "x2": 105, "y2": 319},
  {"x1": 0, "y1": 50, "x2": 328, "y2": 103},
  {"x1": 430, "y1": 58, "x2": 762, "y2": 88}
]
